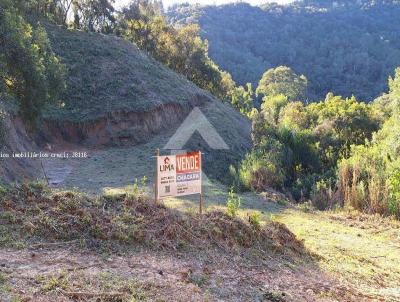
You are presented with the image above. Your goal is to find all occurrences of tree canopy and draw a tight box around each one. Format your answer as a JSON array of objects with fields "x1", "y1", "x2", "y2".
[
  {"x1": 256, "y1": 66, "x2": 308, "y2": 102},
  {"x1": 168, "y1": 0, "x2": 400, "y2": 101},
  {"x1": 0, "y1": 1, "x2": 66, "y2": 123}
]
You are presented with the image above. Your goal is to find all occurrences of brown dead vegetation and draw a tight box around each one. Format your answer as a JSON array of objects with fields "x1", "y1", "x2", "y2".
[{"x1": 0, "y1": 183, "x2": 306, "y2": 259}]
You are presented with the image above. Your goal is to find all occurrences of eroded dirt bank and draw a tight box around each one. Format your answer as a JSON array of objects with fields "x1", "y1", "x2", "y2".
[
  {"x1": 0, "y1": 115, "x2": 41, "y2": 182},
  {"x1": 40, "y1": 101, "x2": 205, "y2": 148},
  {"x1": 0, "y1": 94, "x2": 220, "y2": 183}
]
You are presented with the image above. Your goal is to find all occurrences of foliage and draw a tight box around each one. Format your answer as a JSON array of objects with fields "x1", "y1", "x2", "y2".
[
  {"x1": 117, "y1": 1, "x2": 235, "y2": 102},
  {"x1": 0, "y1": 3, "x2": 66, "y2": 123},
  {"x1": 168, "y1": 1, "x2": 400, "y2": 101},
  {"x1": 229, "y1": 83, "x2": 254, "y2": 116},
  {"x1": 0, "y1": 183, "x2": 307, "y2": 257},
  {"x1": 226, "y1": 186, "x2": 241, "y2": 217},
  {"x1": 248, "y1": 212, "x2": 261, "y2": 229},
  {"x1": 256, "y1": 66, "x2": 308, "y2": 102},
  {"x1": 335, "y1": 70, "x2": 400, "y2": 217},
  {"x1": 241, "y1": 89, "x2": 379, "y2": 201},
  {"x1": 130, "y1": 176, "x2": 147, "y2": 199},
  {"x1": 338, "y1": 115, "x2": 400, "y2": 218},
  {"x1": 8, "y1": 0, "x2": 249, "y2": 113},
  {"x1": 310, "y1": 179, "x2": 334, "y2": 210},
  {"x1": 15, "y1": 0, "x2": 116, "y2": 33},
  {"x1": 261, "y1": 94, "x2": 289, "y2": 126},
  {"x1": 72, "y1": 0, "x2": 116, "y2": 33},
  {"x1": 307, "y1": 94, "x2": 380, "y2": 166},
  {"x1": 239, "y1": 136, "x2": 287, "y2": 191}
]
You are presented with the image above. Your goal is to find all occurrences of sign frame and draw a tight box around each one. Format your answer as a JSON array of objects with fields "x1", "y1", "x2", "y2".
[{"x1": 154, "y1": 149, "x2": 203, "y2": 214}]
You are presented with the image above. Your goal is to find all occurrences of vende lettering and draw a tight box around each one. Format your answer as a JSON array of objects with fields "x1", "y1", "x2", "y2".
[{"x1": 176, "y1": 152, "x2": 200, "y2": 173}]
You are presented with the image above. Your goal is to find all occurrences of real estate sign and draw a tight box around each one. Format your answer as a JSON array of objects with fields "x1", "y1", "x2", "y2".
[{"x1": 156, "y1": 151, "x2": 202, "y2": 199}]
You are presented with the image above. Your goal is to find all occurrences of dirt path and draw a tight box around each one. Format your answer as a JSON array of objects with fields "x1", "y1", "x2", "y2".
[{"x1": 0, "y1": 245, "x2": 364, "y2": 302}]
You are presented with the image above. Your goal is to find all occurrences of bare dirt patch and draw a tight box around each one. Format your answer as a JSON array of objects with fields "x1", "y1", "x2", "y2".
[{"x1": 0, "y1": 245, "x2": 361, "y2": 302}]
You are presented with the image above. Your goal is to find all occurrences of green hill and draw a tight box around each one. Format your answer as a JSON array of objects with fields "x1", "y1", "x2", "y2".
[
  {"x1": 1, "y1": 23, "x2": 251, "y2": 183},
  {"x1": 167, "y1": 0, "x2": 400, "y2": 101},
  {"x1": 43, "y1": 22, "x2": 212, "y2": 122}
]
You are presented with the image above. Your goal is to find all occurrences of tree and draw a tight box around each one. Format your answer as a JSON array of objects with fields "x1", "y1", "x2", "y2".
[
  {"x1": 0, "y1": 4, "x2": 66, "y2": 123},
  {"x1": 73, "y1": 0, "x2": 116, "y2": 33},
  {"x1": 256, "y1": 66, "x2": 308, "y2": 102},
  {"x1": 260, "y1": 94, "x2": 289, "y2": 125},
  {"x1": 230, "y1": 83, "x2": 254, "y2": 116},
  {"x1": 279, "y1": 101, "x2": 309, "y2": 130},
  {"x1": 167, "y1": 2, "x2": 400, "y2": 101},
  {"x1": 118, "y1": 5, "x2": 234, "y2": 101}
]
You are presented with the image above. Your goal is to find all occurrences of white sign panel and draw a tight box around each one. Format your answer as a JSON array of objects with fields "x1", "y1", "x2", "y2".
[{"x1": 157, "y1": 151, "x2": 202, "y2": 199}]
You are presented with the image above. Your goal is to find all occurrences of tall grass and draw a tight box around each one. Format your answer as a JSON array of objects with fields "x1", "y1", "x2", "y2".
[{"x1": 338, "y1": 159, "x2": 396, "y2": 217}]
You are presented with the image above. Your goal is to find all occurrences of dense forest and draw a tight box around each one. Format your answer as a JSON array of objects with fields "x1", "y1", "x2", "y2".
[{"x1": 168, "y1": 0, "x2": 400, "y2": 101}]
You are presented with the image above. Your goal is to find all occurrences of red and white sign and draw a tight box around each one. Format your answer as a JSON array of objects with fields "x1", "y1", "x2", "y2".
[{"x1": 157, "y1": 151, "x2": 202, "y2": 199}]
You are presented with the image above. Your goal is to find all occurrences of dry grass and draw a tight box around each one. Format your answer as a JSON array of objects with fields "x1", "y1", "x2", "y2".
[
  {"x1": 275, "y1": 208, "x2": 400, "y2": 301},
  {"x1": 338, "y1": 162, "x2": 391, "y2": 216},
  {"x1": 0, "y1": 183, "x2": 306, "y2": 259}
]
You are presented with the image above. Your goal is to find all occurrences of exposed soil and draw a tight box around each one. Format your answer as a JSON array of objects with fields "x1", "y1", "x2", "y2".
[
  {"x1": 0, "y1": 115, "x2": 41, "y2": 182},
  {"x1": 40, "y1": 101, "x2": 204, "y2": 148},
  {"x1": 0, "y1": 245, "x2": 362, "y2": 302}
]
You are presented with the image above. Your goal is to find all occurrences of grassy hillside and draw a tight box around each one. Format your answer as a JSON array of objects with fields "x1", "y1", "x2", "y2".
[
  {"x1": 32, "y1": 23, "x2": 251, "y2": 183},
  {"x1": 43, "y1": 23, "x2": 213, "y2": 122},
  {"x1": 168, "y1": 0, "x2": 400, "y2": 101}
]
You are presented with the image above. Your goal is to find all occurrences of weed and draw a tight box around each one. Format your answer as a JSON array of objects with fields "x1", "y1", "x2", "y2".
[
  {"x1": 0, "y1": 211, "x2": 17, "y2": 223},
  {"x1": 277, "y1": 199, "x2": 288, "y2": 206},
  {"x1": 249, "y1": 212, "x2": 261, "y2": 229},
  {"x1": 0, "y1": 272, "x2": 7, "y2": 284},
  {"x1": 42, "y1": 271, "x2": 69, "y2": 292},
  {"x1": 0, "y1": 185, "x2": 7, "y2": 198},
  {"x1": 298, "y1": 201, "x2": 314, "y2": 213},
  {"x1": 226, "y1": 186, "x2": 241, "y2": 217},
  {"x1": 129, "y1": 176, "x2": 148, "y2": 199},
  {"x1": 189, "y1": 272, "x2": 208, "y2": 288}
]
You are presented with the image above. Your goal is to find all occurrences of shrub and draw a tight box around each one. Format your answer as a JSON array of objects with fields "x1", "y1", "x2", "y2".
[
  {"x1": 310, "y1": 179, "x2": 334, "y2": 210},
  {"x1": 0, "y1": 8, "x2": 66, "y2": 123},
  {"x1": 388, "y1": 168, "x2": 400, "y2": 217},
  {"x1": 248, "y1": 212, "x2": 261, "y2": 229},
  {"x1": 239, "y1": 139, "x2": 286, "y2": 191},
  {"x1": 228, "y1": 165, "x2": 241, "y2": 192},
  {"x1": 337, "y1": 115, "x2": 400, "y2": 218},
  {"x1": 226, "y1": 187, "x2": 241, "y2": 217}
]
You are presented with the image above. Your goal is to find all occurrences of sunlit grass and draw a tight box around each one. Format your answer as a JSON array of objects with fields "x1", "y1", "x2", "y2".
[{"x1": 275, "y1": 209, "x2": 400, "y2": 300}]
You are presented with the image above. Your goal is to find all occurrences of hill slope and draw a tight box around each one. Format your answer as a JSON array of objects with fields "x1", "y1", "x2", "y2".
[
  {"x1": 1, "y1": 23, "x2": 251, "y2": 182},
  {"x1": 43, "y1": 23, "x2": 212, "y2": 122},
  {"x1": 168, "y1": 0, "x2": 400, "y2": 101}
]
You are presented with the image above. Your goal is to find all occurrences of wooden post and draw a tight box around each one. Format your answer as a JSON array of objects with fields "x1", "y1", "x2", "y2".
[
  {"x1": 154, "y1": 148, "x2": 160, "y2": 202},
  {"x1": 199, "y1": 193, "x2": 203, "y2": 215},
  {"x1": 199, "y1": 151, "x2": 203, "y2": 215}
]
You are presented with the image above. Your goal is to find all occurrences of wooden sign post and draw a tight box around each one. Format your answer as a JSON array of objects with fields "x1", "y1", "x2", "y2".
[
  {"x1": 154, "y1": 148, "x2": 160, "y2": 202},
  {"x1": 199, "y1": 152, "x2": 203, "y2": 215}
]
